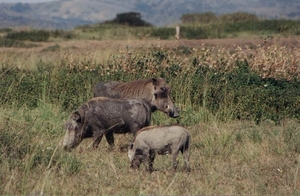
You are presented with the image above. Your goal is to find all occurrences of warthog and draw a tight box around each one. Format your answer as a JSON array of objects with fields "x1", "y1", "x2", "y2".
[
  {"x1": 128, "y1": 125, "x2": 191, "y2": 172},
  {"x1": 63, "y1": 97, "x2": 151, "y2": 151},
  {"x1": 93, "y1": 78, "x2": 180, "y2": 118}
]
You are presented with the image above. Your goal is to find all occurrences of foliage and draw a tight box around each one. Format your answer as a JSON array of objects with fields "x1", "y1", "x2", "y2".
[
  {"x1": 50, "y1": 29, "x2": 76, "y2": 39},
  {"x1": 219, "y1": 12, "x2": 259, "y2": 23},
  {"x1": 1, "y1": 44, "x2": 300, "y2": 125},
  {"x1": 105, "y1": 12, "x2": 152, "y2": 27},
  {"x1": 2, "y1": 16, "x2": 295, "y2": 41},
  {"x1": 1, "y1": 34, "x2": 300, "y2": 195},
  {"x1": 181, "y1": 12, "x2": 258, "y2": 24},
  {"x1": 150, "y1": 27, "x2": 176, "y2": 39},
  {"x1": 0, "y1": 28, "x2": 12, "y2": 33},
  {"x1": 0, "y1": 37, "x2": 39, "y2": 48},
  {"x1": 177, "y1": 19, "x2": 300, "y2": 39},
  {"x1": 181, "y1": 12, "x2": 218, "y2": 24},
  {"x1": 6, "y1": 30, "x2": 50, "y2": 42},
  {"x1": 0, "y1": 106, "x2": 300, "y2": 195}
]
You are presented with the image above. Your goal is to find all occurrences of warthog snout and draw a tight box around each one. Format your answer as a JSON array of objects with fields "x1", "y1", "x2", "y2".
[{"x1": 167, "y1": 104, "x2": 180, "y2": 118}]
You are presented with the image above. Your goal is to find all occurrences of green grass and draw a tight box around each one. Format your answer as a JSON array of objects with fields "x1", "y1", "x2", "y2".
[
  {"x1": 0, "y1": 105, "x2": 300, "y2": 195},
  {"x1": 2, "y1": 18, "x2": 299, "y2": 43},
  {"x1": 1, "y1": 29, "x2": 300, "y2": 194},
  {"x1": 73, "y1": 19, "x2": 300, "y2": 40}
]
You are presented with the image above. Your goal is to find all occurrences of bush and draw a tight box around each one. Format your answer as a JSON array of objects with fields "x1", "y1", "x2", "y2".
[
  {"x1": 105, "y1": 12, "x2": 152, "y2": 27},
  {"x1": 1, "y1": 46, "x2": 300, "y2": 125},
  {"x1": 150, "y1": 27, "x2": 175, "y2": 39},
  {"x1": 219, "y1": 12, "x2": 259, "y2": 23},
  {"x1": 0, "y1": 37, "x2": 39, "y2": 48},
  {"x1": 6, "y1": 30, "x2": 50, "y2": 42},
  {"x1": 181, "y1": 12, "x2": 218, "y2": 24},
  {"x1": 51, "y1": 30, "x2": 76, "y2": 39}
]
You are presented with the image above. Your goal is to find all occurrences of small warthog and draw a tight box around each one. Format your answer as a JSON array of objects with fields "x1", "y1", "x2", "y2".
[
  {"x1": 128, "y1": 125, "x2": 191, "y2": 172},
  {"x1": 63, "y1": 97, "x2": 151, "y2": 151},
  {"x1": 93, "y1": 78, "x2": 180, "y2": 118}
]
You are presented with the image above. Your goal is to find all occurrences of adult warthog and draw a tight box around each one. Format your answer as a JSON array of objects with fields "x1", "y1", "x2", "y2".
[
  {"x1": 62, "y1": 97, "x2": 151, "y2": 151},
  {"x1": 128, "y1": 125, "x2": 191, "y2": 172},
  {"x1": 93, "y1": 78, "x2": 179, "y2": 118}
]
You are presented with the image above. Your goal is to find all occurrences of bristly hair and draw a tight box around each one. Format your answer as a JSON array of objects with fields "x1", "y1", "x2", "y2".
[{"x1": 114, "y1": 78, "x2": 165, "y2": 101}]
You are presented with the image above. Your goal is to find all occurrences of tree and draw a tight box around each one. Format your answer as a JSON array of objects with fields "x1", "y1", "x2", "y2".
[{"x1": 106, "y1": 12, "x2": 152, "y2": 26}]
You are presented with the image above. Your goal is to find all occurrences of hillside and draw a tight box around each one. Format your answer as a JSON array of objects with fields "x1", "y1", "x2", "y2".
[{"x1": 0, "y1": 0, "x2": 300, "y2": 29}]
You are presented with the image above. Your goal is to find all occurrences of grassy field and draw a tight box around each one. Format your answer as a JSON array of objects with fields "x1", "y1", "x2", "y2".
[
  {"x1": 1, "y1": 105, "x2": 300, "y2": 195},
  {"x1": 1, "y1": 34, "x2": 300, "y2": 195}
]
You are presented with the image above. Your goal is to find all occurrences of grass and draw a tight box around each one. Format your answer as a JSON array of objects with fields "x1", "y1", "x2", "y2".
[
  {"x1": 1, "y1": 104, "x2": 300, "y2": 195},
  {"x1": 1, "y1": 30, "x2": 300, "y2": 194}
]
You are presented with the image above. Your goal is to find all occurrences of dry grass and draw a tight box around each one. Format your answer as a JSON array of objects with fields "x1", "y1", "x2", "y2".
[
  {"x1": 1, "y1": 109, "x2": 299, "y2": 195},
  {"x1": 1, "y1": 37, "x2": 300, "y2": 79},
  {"x1": 1, "y1": 37, "x2": 300, "y2": 195}
]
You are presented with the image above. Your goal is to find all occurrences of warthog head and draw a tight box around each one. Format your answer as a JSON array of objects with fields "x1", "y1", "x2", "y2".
[
  {"x1": 62, "y1": 111, "x2": 84, "y2": 151},
  {"x1": 151, "y1": 78, "x2": 179, "y2": 118},
  {"x1": 128, "y1": 143, "x2": 144, "y2": 169}
]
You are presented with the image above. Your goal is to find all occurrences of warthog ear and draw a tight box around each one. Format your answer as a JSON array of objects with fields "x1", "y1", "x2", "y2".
[
  {"x1": 72, "y1": 111, "x2": 81, "y2": 122},
  {"x1": 152, "y1": 78, "x2": 163, "y2": 87}
]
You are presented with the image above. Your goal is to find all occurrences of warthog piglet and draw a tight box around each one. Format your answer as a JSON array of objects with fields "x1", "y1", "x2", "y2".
[{"x1": 128, "y1": 125, "x2": 191, "y2": 172}]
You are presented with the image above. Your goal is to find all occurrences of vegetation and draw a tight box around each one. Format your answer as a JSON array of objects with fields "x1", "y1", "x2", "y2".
[
  {"x1": 0, "y1": 37, "x2": 39, "y2": 48},
  {"x1": 180, "y1": 12, "x2": 259, "y2": 25},
  {"x1": 6, "y1": 29, "x2": 50, "y2": 42},
  {"x1": 1, "y1": 12, "x2": 300, "y2": 42},
  {"x1": 76, "y1": 12, "x2": 300, "y2": 40},
  {"x1": 0, "y1": 12, "x2": 300, "y2": 195},
  {"x1": 104, "y1": 12, "x2": 152, "y2": 27}
]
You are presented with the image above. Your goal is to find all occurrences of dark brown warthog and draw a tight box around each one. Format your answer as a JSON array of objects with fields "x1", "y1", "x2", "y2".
[
  {"x1": 62, "y1": 97, "x2": 151, "y2": 151},
  {"x1": 93, "y1": 78, "x2": 179, "y2": 118},
  {"x1": 128, "y1": 125, "x2": 191, "y2": 172}
]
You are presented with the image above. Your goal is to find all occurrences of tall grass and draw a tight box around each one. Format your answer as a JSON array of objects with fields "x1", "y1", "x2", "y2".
[
  {"x1": 1, "y1": 39, "x2": 300, "y2": 195},
  {"x1": 1, "y1": 106, "x2": 299, "y2": 195},
  {"x1": 2, "y1": 43, "x2": 299, "y2": 123}
]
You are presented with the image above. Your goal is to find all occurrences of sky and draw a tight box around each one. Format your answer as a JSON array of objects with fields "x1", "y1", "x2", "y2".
[{"x1": 0, "y1": 0, "x2": 57, "y2": 3}]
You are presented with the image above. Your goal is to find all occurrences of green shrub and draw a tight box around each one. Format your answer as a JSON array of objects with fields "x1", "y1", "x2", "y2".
[
  {"x1": 150, "y1": 27, "x2": 175, "y2": 39},
  {"x1": 0, "y1": 38, "x2": 39, "y2": 48},
  {"x1": 1, "y1": 47, "x2": 300, "y2": 124},
  {"x1": 51, "y1": 30, "x2": 76, "y2": 39},
  {"x1": 105, "y1": 12, "x2": 152, "y2": 27},
  {"x1": 6, "y1": 30, "x2": 50, "y2": 42},
  {"x1": 181, "y1": 12, "x2": 218, "y2": 24},
  {"x1": 219, "y1": 12, "x2": 259, "y2": 23}
]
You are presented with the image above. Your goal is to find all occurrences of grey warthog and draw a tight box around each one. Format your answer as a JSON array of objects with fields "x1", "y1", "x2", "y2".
[
  {"x1": 128, "y1": 125, "x2": 191, "y2": 172},
  {"x1": 93, "y1": 78, "x2": 180, "y2": 118},
  {"x1": 62, "y1": 97, "x2": 151, "y2": 151}
]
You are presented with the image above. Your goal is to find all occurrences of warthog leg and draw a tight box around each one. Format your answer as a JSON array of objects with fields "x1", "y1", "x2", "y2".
[
  {"x1": 105, "y1": 131, "x2": 114, "y2": 149},
  {"x1": 148, "y1": 150, "x2": 156, "y2": 172},
  {"x1": 92, "y1": 129, "x2": 105, "y2": 148},
  {"x1": 182, "y1": 149, "x2": 191, "y2": 172},
  {"x1": 172, "y1": 151, "x2": 179, "y2": 171}
]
